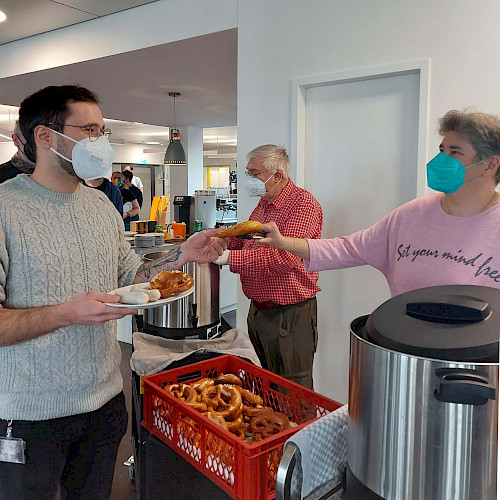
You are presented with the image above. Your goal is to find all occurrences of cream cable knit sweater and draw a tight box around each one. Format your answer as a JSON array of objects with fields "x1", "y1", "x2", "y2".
[{"x1": 0, "y1": 175, "x2": 142, "y2": 420}]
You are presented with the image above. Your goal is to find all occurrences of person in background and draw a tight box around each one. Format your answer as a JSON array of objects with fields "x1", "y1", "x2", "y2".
[
  {"x1": 111, "y1": 170, "x2": 123, "y2": 187},
  {"x1": 84, "y1": 176, "x2": 123, "y2": 216},
  {"x1": 0, "y1": 84, "x2": 227, "y2": 500},
  {"x1": 0, "y1": 120, "x2": 36, "y2": 183},
  {"x1": 112, "y1": 170, "x2": 140, "y2": 230},
  {"x1": 214, "y1": 145, "x2": 323, "y2": 389},
  {"x1": 124, "y1": 164, "x2": 143, "y2": 193},
  {"x1": 258, "y1": 110, "x2": 500, "y2": 294},
  {"x1": 122, "y1": 168, "x2": 143, "y2": 208}
]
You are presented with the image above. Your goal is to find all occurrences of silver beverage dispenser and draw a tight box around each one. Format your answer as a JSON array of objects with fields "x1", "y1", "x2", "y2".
[{"x1": 141, "y1": 253, "x2": 220, "y2": 339}]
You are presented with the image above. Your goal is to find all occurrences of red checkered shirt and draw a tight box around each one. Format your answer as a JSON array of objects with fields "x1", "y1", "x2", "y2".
[{"x1": 228, "y1": 180, "x2": 323, "y2": 304}]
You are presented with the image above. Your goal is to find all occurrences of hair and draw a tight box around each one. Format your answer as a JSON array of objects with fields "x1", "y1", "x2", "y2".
[
  {"x1": 18, "y1": 85, "x2": 99, "y2": 163},
  {"x1": 246, "y1": 144, "x2": 290, "y2": 179},
  {"x1": 439, "y1": 109, "x2": 500, "y2": 183},
  {"x1": 122, "y1": 170, "x2": 133, "y2": 182}
]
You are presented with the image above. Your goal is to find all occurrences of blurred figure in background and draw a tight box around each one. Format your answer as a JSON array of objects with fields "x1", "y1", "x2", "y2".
[
  {"x1": 111, "y1": 170, "x2": 123, "y2": 187},
  {"x1": 0, "y1": 120, "x2": 36, "y2": 183},
  {"x1": 112, "y1": 171, "x2": 139, "y2": 230},
  {"x1": 122, "y1": 169, "x2": 143, "y2": 208},
  {"x1": 84, "y1": 176, "x2": 123, "y2": 216},
  {"x1": 124, "y1": 165, "x2": 143, "y2": 193}
]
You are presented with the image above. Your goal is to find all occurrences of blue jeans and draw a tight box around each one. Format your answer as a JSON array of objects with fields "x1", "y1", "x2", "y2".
[{"x1": 0, "y1": 392, "x2": 128, "y2": 500}]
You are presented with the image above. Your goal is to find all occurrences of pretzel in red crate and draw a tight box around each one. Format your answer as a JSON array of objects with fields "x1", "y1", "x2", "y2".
[{"x1": 142, "y1": 354, "x2": 342, "y2": 500}]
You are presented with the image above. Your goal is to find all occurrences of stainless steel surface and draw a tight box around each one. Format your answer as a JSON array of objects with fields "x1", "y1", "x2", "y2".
[
  {"x1": 348, "y1": 325, "x2": 498, "y2": 500},
  {"x1": 276, "y1": 443, "x2": 343, "y2": 500},
  {"x1": 276, "y1": 443, "x2": 296, "y2": 500},
  {"x1": 143, "y1": 259, "x2": 220, "y2": 330},
  {"x1": 195, "y1": 194, "x2": 217, "y2": 230}
]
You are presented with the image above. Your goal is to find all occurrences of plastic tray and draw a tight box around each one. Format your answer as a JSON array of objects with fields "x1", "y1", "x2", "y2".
[{"x1": 142, "y1": 354, "x2": 342, "y2": 500}]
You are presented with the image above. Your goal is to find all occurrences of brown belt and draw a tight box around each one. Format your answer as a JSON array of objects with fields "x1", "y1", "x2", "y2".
[
  {"x1": 252, "y1": 298, "x2": 314, "y2": 310},
  {"x1": 252, "y1": 300, "x2": 282, "y2": 310}
]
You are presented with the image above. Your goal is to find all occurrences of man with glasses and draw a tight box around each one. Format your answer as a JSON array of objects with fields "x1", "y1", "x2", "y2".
[
  {"x1": 214, "y1": 144, "x2": 323, "y2": 389},
  {"x1": 0, "y1": 85, "x2": 226, "y2": 499}
]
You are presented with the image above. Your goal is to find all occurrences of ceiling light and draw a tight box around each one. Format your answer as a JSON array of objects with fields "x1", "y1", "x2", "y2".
[
  {"x1": 146, "y1": 141, "x2": 160, "y2": 145},
  {"x1": 0, "y1": 133, "x2": 12, "y2": 140},
  {"x1": 164, "y1": 92, "x2": 186, "y2": 166},
  {"x1": 0, "y1": 11, "x2": 6, "y2": 23}
]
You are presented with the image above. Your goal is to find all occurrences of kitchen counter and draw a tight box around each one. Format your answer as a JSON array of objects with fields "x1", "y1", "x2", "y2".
[{"x1": 131, "y1": 241, "x2": 181, "y2": 256}]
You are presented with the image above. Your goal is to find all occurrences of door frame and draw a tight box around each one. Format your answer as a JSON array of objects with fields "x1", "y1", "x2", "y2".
[{"x1": 290, "y1": 59, "x2": 430, "y2": 197}]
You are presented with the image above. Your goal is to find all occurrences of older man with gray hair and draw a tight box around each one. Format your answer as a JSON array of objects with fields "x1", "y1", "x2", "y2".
[
  {"x1": 214, "y1": 144, "x2": 323, "y2": 389},
  {"x1": 0, "y1": 121, "x2": 36, "y2": 183}
]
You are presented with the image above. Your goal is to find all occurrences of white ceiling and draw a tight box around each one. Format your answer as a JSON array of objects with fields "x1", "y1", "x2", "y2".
[
  {"x1": 0, "y1": 0, "x2": 160, "y2": 45},
  {"x1": 0, "y1": 2, "x2": 237, "y2": 155}
]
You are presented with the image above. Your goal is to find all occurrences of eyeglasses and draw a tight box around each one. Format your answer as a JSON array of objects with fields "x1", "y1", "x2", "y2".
[
  {"x1": 245, "y1": 169, "x2": 270, "y2": 179},
  {"x1": 64, "y1": 124, "x2": 112, "y2": 142}
]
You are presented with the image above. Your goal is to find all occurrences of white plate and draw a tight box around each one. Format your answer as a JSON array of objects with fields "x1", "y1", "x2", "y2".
[{"x1": 105, "y1": 282, "x2": 193, "y2": 309}]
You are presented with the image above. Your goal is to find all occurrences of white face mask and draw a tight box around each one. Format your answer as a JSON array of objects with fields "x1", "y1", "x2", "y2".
[
  {"x1": 50, "y1": 129, "x2": 115, "y2": 180},
  {"x1": 244, "y1": 172, "x2": 275, "y2": 197}
]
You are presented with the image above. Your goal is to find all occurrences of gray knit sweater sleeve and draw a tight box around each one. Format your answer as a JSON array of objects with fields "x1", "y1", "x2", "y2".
[{"x1": 0, "y1": 175, "x2": 142, "y2": 420}]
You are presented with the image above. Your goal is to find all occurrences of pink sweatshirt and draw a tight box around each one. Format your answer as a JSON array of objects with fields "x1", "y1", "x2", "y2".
[{"x1": 305, "y1": 194, "x2": 500, "y2": 297}]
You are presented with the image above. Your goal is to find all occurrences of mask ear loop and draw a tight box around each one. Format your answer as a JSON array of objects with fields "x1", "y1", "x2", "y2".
[
  {"x1": 49, "y1": 128, "x2": 78, "y2": 164},
  {"x1": 264, "y1": 171, "x2": 282, "y2": 195},
  {"x1": 463, "y1": 159, "x2": 486, "y2": 186}
]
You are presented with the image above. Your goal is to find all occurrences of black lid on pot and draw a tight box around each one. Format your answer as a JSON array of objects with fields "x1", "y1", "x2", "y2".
[{"x1": 365, "y1": 285, "x2": 500, "y2": 362}]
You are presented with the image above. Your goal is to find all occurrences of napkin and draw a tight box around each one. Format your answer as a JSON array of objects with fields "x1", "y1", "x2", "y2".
[
  {"x1": 286, "y1": 404, "x2": 349, "y2": 500},
  {"x1": 130, "y1": 328, "x2": 261, "y2": 376}
]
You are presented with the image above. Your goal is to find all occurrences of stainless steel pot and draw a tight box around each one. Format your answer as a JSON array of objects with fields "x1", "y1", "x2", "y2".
[
  {"x1": 347, "y1": 285, "x2": 499, "y2": 500},
  {"x1": 141, "y1": 253, "x2": 220, "y2": 338}
]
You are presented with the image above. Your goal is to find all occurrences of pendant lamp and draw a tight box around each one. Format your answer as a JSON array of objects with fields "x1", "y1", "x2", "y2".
[{"x1": 164, "y1": 92, "x2": 187, "y2": 165}]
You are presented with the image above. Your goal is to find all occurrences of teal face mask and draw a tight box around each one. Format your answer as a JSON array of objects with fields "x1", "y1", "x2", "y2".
[{"x1": 426, "y1": 152, "x2": 485, "y2": 194}]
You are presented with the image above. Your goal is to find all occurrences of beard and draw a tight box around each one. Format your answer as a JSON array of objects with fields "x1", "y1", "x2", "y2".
[{"x1": 55, "y1": 137, "x2": 79, "y2": 179}]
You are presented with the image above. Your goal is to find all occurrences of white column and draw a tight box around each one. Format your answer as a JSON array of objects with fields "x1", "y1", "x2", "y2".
[
  {"x1": 168, "y1": 126, "x2": 204, "y2": 221},
  {"x1": 186, "y1": 126, "x2": 204, "y2": 195}
]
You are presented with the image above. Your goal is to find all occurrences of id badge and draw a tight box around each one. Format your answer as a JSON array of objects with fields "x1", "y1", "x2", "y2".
[{"x1": 0, "y1": 421, "x2": 26, "y2": 464}]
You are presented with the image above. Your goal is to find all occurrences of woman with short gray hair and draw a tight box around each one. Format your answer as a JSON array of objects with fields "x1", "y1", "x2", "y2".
[{"x1": 259, "y1": 109, "x2": 500, "y2": 294}]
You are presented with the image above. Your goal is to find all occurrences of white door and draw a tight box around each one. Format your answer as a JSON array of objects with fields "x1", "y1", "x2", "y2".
[{"x1": 304, "y1": 73, "x2": 420, "y2": 402}]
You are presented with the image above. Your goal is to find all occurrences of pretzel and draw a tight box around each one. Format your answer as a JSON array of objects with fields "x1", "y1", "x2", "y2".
[
  {"x1": 242, "y1": 405, "x2": 273, "y2": 423},
  {"x1": 201, "y1": 384, "x2": 243, "y2": 420},
  {"x1": 215, "y1": 373, "x2": 242, "y2": 386},
  {"x1": 237, "y1": 387, "x2": 263, "y2": 407},
  {"x1": 235, "y1": 425, "x2": 247, "y2": 440},
  {"x1": 150, "y1": 275, "x2": 179, "y2": 299},
  {"x1": 225, "y1": 414, "x2": 244, "y2": 433},
  {"x1": 150, "y1": 270, "x2": 193, "y2": 298},
  {"x1": 248, "y1": 412, "x2": 290, "y2": 439},
  {"x1": 203, "y1": 411, "x2": 228, "y2": 429},
  {"x1": 192, "y1": 378, "x2": 215, "y2": 393},
  {"x1": 217, "y1": 220, "x2": 262, "y2": 238},
  {"x1": 165, "y1": 383, "x2": 207, "y2": 412}
]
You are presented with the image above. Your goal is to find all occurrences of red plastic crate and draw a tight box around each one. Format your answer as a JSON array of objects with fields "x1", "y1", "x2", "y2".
[{"x1": 142, "y1": 354, "x2": 342, "y2": 500}]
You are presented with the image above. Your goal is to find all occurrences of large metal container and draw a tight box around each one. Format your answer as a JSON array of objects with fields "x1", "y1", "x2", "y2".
[
  {"x1": 142, "y1": 253, "x2": 220, "y2": 339},
  {"x1": 346, "y1": 285, "x2": 499, "y2": 500}
]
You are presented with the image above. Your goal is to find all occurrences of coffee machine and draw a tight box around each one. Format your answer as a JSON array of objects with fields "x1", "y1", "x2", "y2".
[
  {"x1": 229, "y1": 170, "x2": 237, "y2": 195},
  {"x1": 173, "y1": 195, "x2": 195, "y2": 235}
]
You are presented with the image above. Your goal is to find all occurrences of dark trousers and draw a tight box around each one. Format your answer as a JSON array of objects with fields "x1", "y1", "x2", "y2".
[
  {"x1": 247, "y1": 297, "x2": 318, "y2": 389},
  {"x1": 0, "y1": 392, "x2": 128, "y2": 500}
]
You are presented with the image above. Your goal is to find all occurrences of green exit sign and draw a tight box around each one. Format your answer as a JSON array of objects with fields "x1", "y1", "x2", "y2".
[{"x1": 142, "y1": 160, "x2": 147, "y2": 164}]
